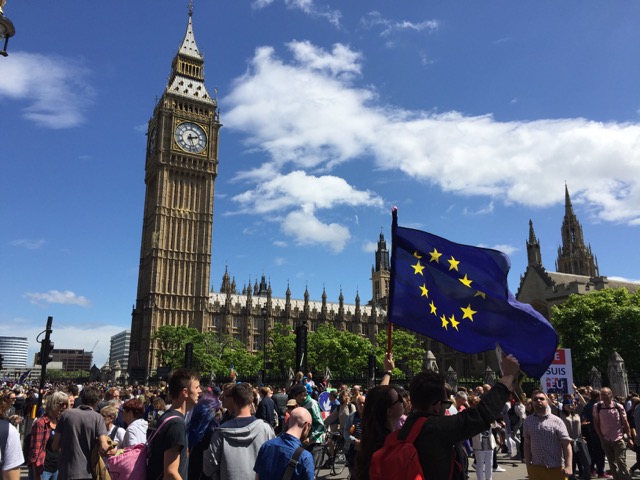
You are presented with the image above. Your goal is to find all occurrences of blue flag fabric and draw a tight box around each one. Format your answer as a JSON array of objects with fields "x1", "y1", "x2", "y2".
[{"x1": 388, "y1": 214, "x2": 557, "y2": 378}]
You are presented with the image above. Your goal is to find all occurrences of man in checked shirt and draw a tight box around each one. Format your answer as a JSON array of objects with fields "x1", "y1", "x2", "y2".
[{"x1": 523, "y1": 390, "x2": 573, "y2": 480}]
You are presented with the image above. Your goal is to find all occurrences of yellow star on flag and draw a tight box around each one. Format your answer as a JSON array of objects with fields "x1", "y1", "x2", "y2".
[
  {"x1": 412, "y1": 261, "x2": 425, "y2": 276},
  {"x1": 450, "y1": 315, "x2": 460, "y2": 331},
  {"x1": 461, "y1": 304, "x2": 477, "y2": 321},
  {"x1": 413, "y1": 251, "x2": 422, "y2": 259},
  {"x1": 429, "y1": 301, "x2": 437, "y2": 315},
  {"x1": 429, "y1": 248, "x2": 442, "y2": 263},
  {"x1": 459, "y1": 274, "x2": 473, "y2": 288},
  {"x1": 440, "y1": 314, "x2": 449, "y2": 330},
  {"x1": 474, "y1": 290, "x2": 486, "y2": 299},
  {"x1": 419, "y1": 284, "x2": 429, "y2": 297},
  {"x1": 448, "y1": 256, "x2": 460, "y2": 271}
]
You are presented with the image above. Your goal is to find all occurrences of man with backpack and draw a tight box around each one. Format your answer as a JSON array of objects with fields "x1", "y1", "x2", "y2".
[
  {"x1": 52, "y1": 386, "x2": 110, "y2": 480},
  {"x1": 253, "y1": 406, "x2": 314, "y2": 480},
  {"x1": 147, "y1": 368, "x2": 201, "y2": 480},
  {"x1": 593, "y1": 387, "x2": 633, "y2": 480},
  {"x1": 370, "y1": 354, "x2": 520, "y2": 480}
]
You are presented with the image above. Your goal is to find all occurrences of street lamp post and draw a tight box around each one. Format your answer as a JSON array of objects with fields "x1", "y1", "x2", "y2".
[{"x1": 0, "y1": 0, "x2": 16, "y2": 57}]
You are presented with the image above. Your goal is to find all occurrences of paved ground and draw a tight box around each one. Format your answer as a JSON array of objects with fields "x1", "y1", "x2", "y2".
[
  {"x1": 314, "y1": 452, "x2": 529, "y2": 480},
  {"x1": 18, "y1": 451, "x2": 640, "y2": 479}
]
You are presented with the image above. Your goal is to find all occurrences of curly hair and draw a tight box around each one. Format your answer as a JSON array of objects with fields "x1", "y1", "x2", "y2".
[{"x1": 123, "y1": 398, "x2": 144, "y2": 418}]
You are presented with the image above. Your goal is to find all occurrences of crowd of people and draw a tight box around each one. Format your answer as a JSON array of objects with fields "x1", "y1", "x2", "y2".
[{"x1": 1, "y1": 355, "x2": 639, "y2": 480}]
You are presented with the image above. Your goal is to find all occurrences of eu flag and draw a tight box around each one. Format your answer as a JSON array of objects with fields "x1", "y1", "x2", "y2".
[{"x1": 388, "y1": 211, "x2": 557, "y2": 379}]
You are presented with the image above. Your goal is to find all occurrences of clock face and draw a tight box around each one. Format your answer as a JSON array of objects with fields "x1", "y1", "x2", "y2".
[
  {"x1": 148, "y1": 126, "x2": 157, "y2": 153},
  {"x1": 175, "y1": 122, "x2": 207, "y2": 153}
]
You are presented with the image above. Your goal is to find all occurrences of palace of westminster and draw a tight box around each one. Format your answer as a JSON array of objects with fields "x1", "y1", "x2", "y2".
[{"x1": 128, "y1": 12, "x2": 637, "y2": 380}]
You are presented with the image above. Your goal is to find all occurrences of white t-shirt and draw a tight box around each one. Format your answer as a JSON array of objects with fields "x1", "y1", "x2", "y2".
[{"x1": 1, "y1": 421, "x2": 25, "y2": 471}]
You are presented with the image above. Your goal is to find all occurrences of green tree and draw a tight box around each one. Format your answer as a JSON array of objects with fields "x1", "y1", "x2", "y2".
[
  {"x1": 152, "y1": 325, "x2": 202, "y2": 369},
  {"x1": 308, "y1": 324, "x2": 372, "y2": 378},
  {"x1": 266, "y1": 323, "x2": 296, "y2": 377},
  {"x1": 375, "y1": 328, "x2": 426, "y2": 376},
  {"x1": 551, "y1": 288, "x2": 640, "y2": 381}
]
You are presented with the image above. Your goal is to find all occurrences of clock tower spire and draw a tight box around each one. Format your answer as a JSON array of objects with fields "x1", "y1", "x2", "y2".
[{"x1": 129, "y1": 9, "x2": 221, "y2": 379}]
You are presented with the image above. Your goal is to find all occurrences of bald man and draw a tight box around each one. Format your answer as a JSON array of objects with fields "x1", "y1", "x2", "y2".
[{"x1": 254, "y1": 407, "x2": 314, "y2": 480}]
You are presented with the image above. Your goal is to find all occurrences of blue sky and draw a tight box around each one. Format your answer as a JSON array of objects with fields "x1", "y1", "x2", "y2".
[{"x1": 2, "y1": 1, "x2": 639, "y2": 368}]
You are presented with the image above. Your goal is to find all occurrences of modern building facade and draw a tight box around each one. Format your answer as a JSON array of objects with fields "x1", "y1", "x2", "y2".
[
  {"x1": 34, "y1": 349, "x2": 93, "y2": 372},
  {"x1": 0, "y1": 336, "x2": 28, "y2": 369},
  {"x1": 109, "y1": 330, "x2": 130, "y2": 371},
  {"x1": 517, "y1": 185, "x2": 638, "y2": 318}
]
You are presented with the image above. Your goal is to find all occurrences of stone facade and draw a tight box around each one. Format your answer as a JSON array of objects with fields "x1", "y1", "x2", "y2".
[
  {"x1": 517, "y1": 186, "x2": 638, "y2": 319},
  {"x1": 129, "y1": 12, "x2": 221, "y2": 378}
]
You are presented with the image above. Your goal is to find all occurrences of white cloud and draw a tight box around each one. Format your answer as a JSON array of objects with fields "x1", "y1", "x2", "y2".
[
  {"x1": 362, "y1": 241, "x2": 377, "y2": 253},
  {"x1": 25, "y1": 290, "x2": 91, "y2": 307},
  {"x1": 10, "y1": 239, "x2": 45, "y2": 250},
  {"x1": 223, "y1": 41, "x2": 640, "y2": 226},
  {"x1": 361, "y1": 11, "x2": 439, "y2": 38},
  {"x1": 463, "y1": 202, "x2": 495, "y2": 215},
  {"x1": 0, "y1": 52, "x2": 94, "y2": 128},
  {"x1": 233, "y1": 170, "x2": 382, "y2": 214},
  {"x1": 608, "y1": 276, "x2": 640, "y2": 284},
  {"x1": 0, "y1": 320, "x2": 124, "y2": 367},
  {"x1": 252, "y1": 0, "x2": 341, "y2": 27},
  {"x1": 282, "y1": 210, "x2": 350, "y2": 252},
  {"x1": 273, "y1": 240, "x2": 288, "y2": 247},
  {"x1": 478, "y1": 244, "x2": 518, "y2": 256},
  {"x1": 232, "y1": 171, "x2": 382, "y2": 252},
  {"x1": 274, "y1": 257, "x2": 286, "y2": 266}
]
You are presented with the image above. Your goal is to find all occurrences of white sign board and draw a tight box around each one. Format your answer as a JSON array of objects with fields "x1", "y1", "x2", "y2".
[{"x1": 541, "y1": 348, "x2": 574, "y2": 394}]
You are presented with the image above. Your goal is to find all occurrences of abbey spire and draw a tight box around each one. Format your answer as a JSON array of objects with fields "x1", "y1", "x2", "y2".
[
  {"x1": 526, "y1": 219, "x2": 542, "y2": 267},
  {"x1": 555, "y1": 185, "x2": 599, "y2": 277}
]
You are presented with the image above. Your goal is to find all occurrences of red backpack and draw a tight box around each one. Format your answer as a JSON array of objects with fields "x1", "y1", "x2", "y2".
[{"x1": 370, "y1": 417, "x2": 428, "y2": 480}]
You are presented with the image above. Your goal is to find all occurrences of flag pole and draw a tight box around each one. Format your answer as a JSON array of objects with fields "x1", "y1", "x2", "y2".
[{"x1": 387, "y1": 207, "x2": 399, "y2": 355}]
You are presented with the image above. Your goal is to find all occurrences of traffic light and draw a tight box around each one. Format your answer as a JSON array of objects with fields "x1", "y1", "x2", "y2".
[{"x1": 42, "y1": 339, "x2": 54, "y2": 366}]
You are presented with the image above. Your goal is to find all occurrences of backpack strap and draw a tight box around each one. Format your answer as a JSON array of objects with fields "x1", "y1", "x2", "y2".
[
  {"x1": 282, "y1": 446, "x2": 305, "y2": 480},
  {"x1": 404, "y1": 416, "x2": 428, "y2": 444},
  {"x1": 0, "y1": 419, "x2": 9, "y2": 469},
  {"x1": 146, "y1": 415, "x2": 181, "y2": 445}
]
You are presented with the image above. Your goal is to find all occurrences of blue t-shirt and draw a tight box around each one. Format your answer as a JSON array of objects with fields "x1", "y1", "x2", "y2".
[{"x1": 253, "y1": 433, "x2": 314, "y2": 480}]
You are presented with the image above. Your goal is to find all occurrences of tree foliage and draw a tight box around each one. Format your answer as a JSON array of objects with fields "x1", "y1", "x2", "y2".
[
  {"x1": 551, "y1": 288, "x2": 640, "y2": 381},
  {"x1": 308, "y1": 324, "x2": 373, "y2": 378},
  {"x1": 266, "y1": 322, "x2": 296, "y2": 377},
  {"x1": 151, "y1": 321, "x2": 427, "y2": 382},
  {"x1": 151, "y1": 325, "x2": 260, "y2": 380},
  {"x1": 375, "y1": 328, "x2": 426, "y2": 376}
]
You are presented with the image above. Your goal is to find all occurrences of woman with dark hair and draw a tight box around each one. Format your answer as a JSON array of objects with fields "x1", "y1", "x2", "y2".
[
  {"x1": 187, "y1": 393, "x2": 222, "y2": 480},
  {"x1": 121, "y1": 398, "x2": 148, "y2": 447},
  {"x1": 356, "y1": 385, "x2": 406, "y2": 480}
]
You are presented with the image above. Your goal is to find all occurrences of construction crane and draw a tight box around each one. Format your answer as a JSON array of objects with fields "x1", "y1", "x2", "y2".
[{"x1": 89, "y1": 340, "x2": 98, "y2": 352}]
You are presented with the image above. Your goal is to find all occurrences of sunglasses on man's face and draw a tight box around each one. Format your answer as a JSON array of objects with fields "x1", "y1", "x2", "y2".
[{"x1": 433, "y1": 399, "x2": 453, "y2": 409}]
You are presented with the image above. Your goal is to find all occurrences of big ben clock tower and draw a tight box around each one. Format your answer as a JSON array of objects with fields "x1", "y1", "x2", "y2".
[{"x1": 129, "y1": 9, "x2": 221, "y2": 379}]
